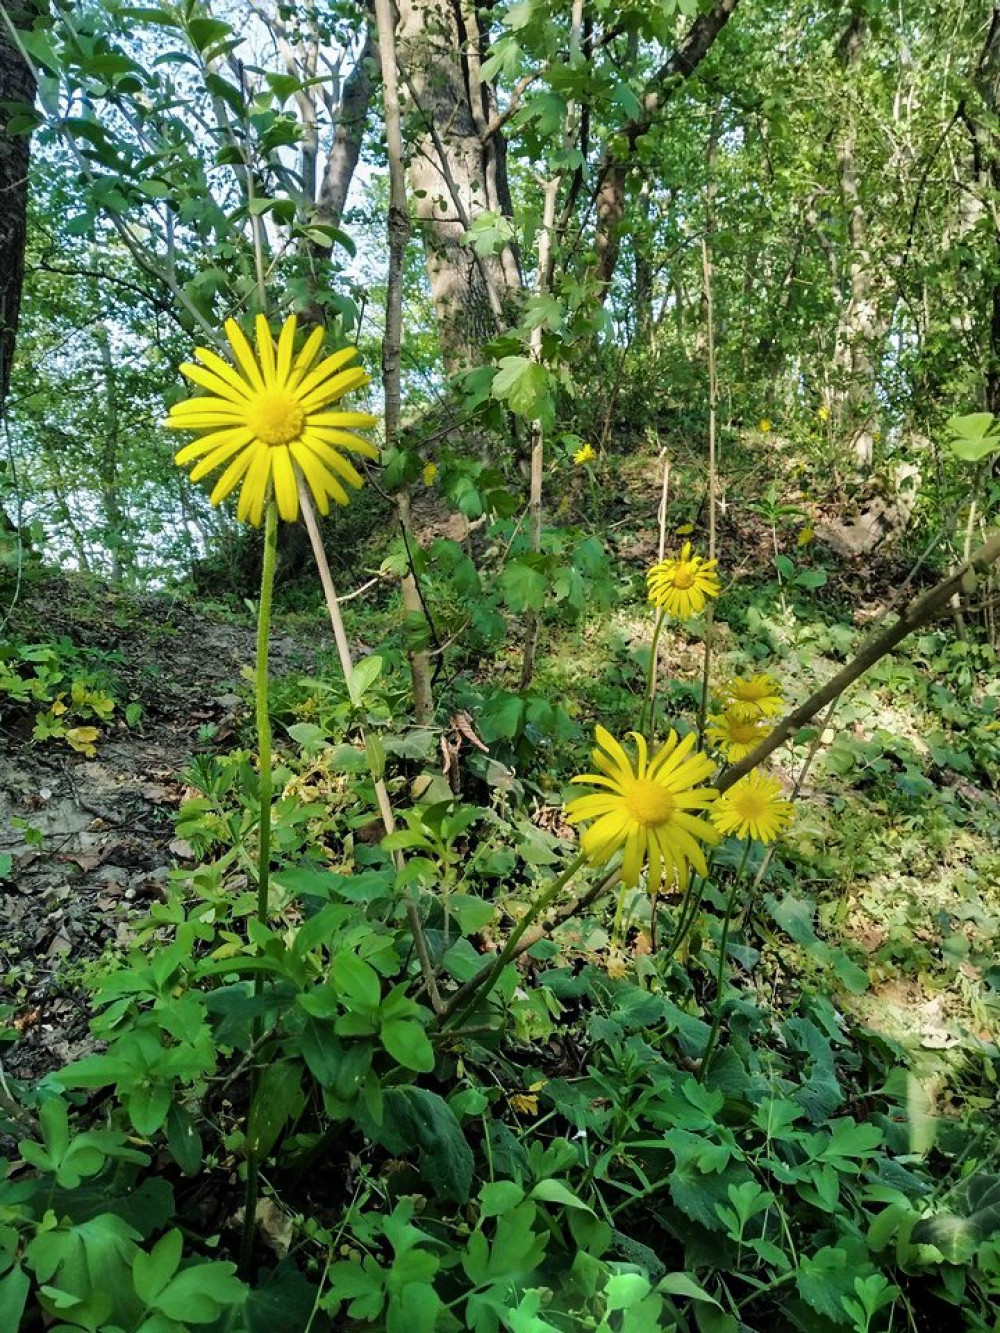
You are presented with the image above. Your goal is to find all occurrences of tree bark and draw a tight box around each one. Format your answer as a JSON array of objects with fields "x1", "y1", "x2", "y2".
[
  {"x1": 968, "y1": 9, "x2": 1000, "y2": 414},
  {"x1": 0, "y1": 2, "x2": 43, "y2": 416},
  {"x1": 312, "y1": 26, "x2": 377, "y2": 240},
  {"x1": 826, "y1": 3, "x2": 889, "y2": 466},
  {"x1": 395, "y1": 0, "x2": 521, "y2": 368},
  {"x1": 592, "y1": 0, "x2": 740, "y2": 302}
]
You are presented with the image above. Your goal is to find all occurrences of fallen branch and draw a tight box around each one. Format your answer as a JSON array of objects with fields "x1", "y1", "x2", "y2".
[{"x1": 717, "y1": 528, "x2": 1000, "y2": 792}]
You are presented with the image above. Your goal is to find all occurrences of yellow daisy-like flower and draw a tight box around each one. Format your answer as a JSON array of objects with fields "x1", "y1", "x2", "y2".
[
  {"x1": 712, "y1": 772, "x2": 793, "y2": 844},
  {"x1": 573, "y1": 442, "x2": 596, "y2": 465},
  {"x1": 705, "y1": 709, "x2": 770, "y2": 762},
  {"x1": 720, "y1": 673, "x2": 784, "y2": 722},
  {"x1": 166, "y1": 314, "x2": 379, "y2": 526},
  {"x1": 647, "y1": 542, "x2": 722, "y2": 620},
  {"x1": 565, "y1": 725, "x2": 719, "y2": 894},
  {"x1": 422, "y1": 461, "x2": 438, "y2": 486},
  {"x1": 759, "y1": 418, "x2": 772, "y2": 434},
  {"x1": 817, "y1": 404, "x2": 830, "y2": 423}
]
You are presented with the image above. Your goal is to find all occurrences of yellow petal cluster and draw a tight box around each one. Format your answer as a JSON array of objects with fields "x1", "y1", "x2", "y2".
[
  {"x1": 573, "y1": 443, "x2": 596, "y2": 465},
  {"x1": 705, "y1": 710, "x2": 770, "y2": 762},
  {"x1": 647, "y1": 543, "x2": 721, "y2": 620},
  {"x1": 166, "y1": 315, "x2": 378, "y2": 525},
  {"x1": 565, "y1": 725, "x2": 719, "y2": 893},
  {"x1": 712, "y1": 772, "x2": 793, "y2": 844},
  {"x1": 720, "y1": 673, "x2": 783, "y2": 721}
]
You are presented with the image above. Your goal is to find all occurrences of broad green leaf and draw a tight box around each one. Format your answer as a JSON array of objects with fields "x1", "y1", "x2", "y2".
[
  {"x1": 348, "y1": 654, "x2": 383, "y2": 706},
  {"x1": 380, "y1": 1019, "x2": 435, "y2": 1073}
]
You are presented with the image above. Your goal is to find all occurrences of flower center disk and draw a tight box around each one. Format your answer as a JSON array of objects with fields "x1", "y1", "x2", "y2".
[
  {"x1": 248, "y1": 392, "x2": 306, "y2": 446},
  {"x1": 672, "y1": 566, "x2": 696, "y2": 589},
  {"x1": 624, "y1": 779, "x2": 675, "y2": 827}
]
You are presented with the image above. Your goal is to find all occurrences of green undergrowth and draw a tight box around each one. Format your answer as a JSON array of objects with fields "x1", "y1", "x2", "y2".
[{"x1": 2, "y1": 451, "x2": 1000, "y2": 1333}]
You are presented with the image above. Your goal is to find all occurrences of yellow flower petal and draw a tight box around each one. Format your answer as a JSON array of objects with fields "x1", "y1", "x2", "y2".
[
  {"x1": 271, "y1": 446, "x2": 299, "y2": 522},
  {"x1": 209, "y1": 442, "x2": 257, "y2": 506},
  {"x1": 224, "y1": 319, "x2": 266, "y2": 391},
  {"x1": 255, "y1": 313, "x2": 277, "y2": 384}
]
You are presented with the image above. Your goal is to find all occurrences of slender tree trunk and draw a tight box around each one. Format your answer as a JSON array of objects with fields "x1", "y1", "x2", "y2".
[
  {"x1": 0, "y1": 2, "x2": 43, "y2": 416},
  {"x1": 395, "y1": 0, "x2": 521, "y2": 368},
  {"x1": 592, "y1": 0, "x2": 740, "y2": 303},
  {"x1": 967, "y1": 9, "x2": 1000, "y2": 414},
  {"x1": 95, "y1": 321, "x2": 126, "y2": 582},
  {"x1": 375, "y1": 0, "x2": 434, "y2": 723},
  {"x1": 827, "y1": 4, "x2": 887, "y2": 466}
]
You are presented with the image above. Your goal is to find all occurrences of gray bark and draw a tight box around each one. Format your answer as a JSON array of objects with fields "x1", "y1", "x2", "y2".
[
  {"x1": 395, "y1": 0, "x2": 521, "y2": 368},
  {"x1": 0, "y1": 2, "x2": 43, "y2": 415}
]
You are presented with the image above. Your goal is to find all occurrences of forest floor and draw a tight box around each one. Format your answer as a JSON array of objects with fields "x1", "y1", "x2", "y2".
[
  {"x1": 0, "y1": 576, "x2": 316, "y2": 1079},
  {"x1": 2, "y1": 441, "x2": 999, "y2": 1115}
]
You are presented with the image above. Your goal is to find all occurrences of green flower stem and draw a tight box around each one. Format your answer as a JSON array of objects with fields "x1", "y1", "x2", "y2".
[
  {"x1": 639, "y1": 608, "x2": 667, "y2": 740},
  {"x1": 699, "y1": 840, "x2": 753, "y2": 1081},
  {"x1": 442, "y1": 850, "x2": 588, "y2": 1031},
  {"x1": 664, "y1": 848, "x2": 717, "y2": 957},
  {"x1": 240, "y1": 498, "x2": 278, "y2": 1278}
]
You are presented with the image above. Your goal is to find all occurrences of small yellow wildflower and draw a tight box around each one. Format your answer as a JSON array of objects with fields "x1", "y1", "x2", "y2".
[
  {"x1": 721, "y1": 673, "x2": 783, "y2": 722},
  {"x1": 712, "y1": 772, "x2": 793, "y2": 843},
  {"x1": 166, "y1": 315, "x2": 378, "y2": 525},
  {"x1": 573, "y1": 442, "x2": 596, "y2": 465},
  {"x1": 422, "y1": 462, "x2": 438, "y2": 486},
  {"x1": 565, "y1": 726, "x2": 719, "y2": 893},
  {"x1": 817, "y1": 404, "x2": 830, "y2": 422},
  {"x1": 647, "y1": 542, "x2": 721, "y2": 620},
  {"x1": 705, "y1": 709, "x2": 769, "y2": 762},
  {"x1": 759, "y1": 418, "x2": 772, "y2": 434},
  {"x1": 797, "y1": 526, "x2": 814, "y2": 548}
]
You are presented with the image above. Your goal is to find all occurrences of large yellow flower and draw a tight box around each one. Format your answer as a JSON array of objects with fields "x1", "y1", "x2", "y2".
[
  {"x1": 647, "y1": 543, "x2": 721, "y2": 620},
  {"x1": 712, "y1": 772, "x2": 793, "y2": 843},
  {"x1": 705, "y1": 709, "x2": 769, "y2": 762},
  {"x1": 721, "y1": 673, "x2": 784, "y2": 722},
  {"x1": 565, "y1": 726, "x2": 719, "y2": 893},
  {"x1": 166, "y1": 315, "x2": 378, "y2": 525}
]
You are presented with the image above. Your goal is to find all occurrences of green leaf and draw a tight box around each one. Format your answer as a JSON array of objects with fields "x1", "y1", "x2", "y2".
[
  {"x1": 529, "y1": 1179, "x2": 594, "y2": 1213},
  {"x1": 0, "y1": 1265, "x2": 29, "y2": 1330},
  {"x1": 166, "y1": 1104, "x2": 202, "y2": 1176},
  {"x1": 133, "y1": 1227, "x2": 182, "y2": 1307},
  {"x1": 913, "y1": 1172, "x2": 1000, "y2": 1262},
  {"x1": 380, "y1": 1019, "x2": 435, "y2": 1073},
  {"x1": 286, "y1": 721, "x2": 328, "y2": 751},
  {"x1": 376, "y1": 1087, "x2": 474, "y2": 1203},
  {"x1": 657, "y1": 1271, "x2": 722, "y2": 1306},
  {"x1": 128, "y1": 1081, "x2": 172, "y2": 1136},
  {"x1": 499, "y1": 557, "x2": 547, "y2": 613},
  {"x1": 796, "y1": 1245, "x2": 863, "y2": 1323},
  {"x1": 491, "y1": 356, "x2": 554, "y2": 429},
  {"x1": 154, "y1": 1259, "x2": 246, "y2": 1322},
  {"x1": 186, "y1": 17, "x2": 233, "y2": 52},
  {"x1": 247, "y1": 1060, "x2": 304, "y2": 1157},
  {"x1": 946, "y1": 412, "x2": 1000, "y2": 462},
  {"x1": 348, "y1": 654, "x2": 383, "y2": 706},
  {"x1": 330, "y1": 953, "x2": 382, "y2": 1012},
  {"x1": 479, "y1": 1181, "x2": 525, "y2": 1217}
]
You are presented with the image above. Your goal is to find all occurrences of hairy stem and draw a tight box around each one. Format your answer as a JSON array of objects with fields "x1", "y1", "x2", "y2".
[
  {"x1": 699, "y1": 841, "x2": 752, "y2": 1080},
  {"x1": 240, "y1": 499, "x2": 278, "y2": 1278}
]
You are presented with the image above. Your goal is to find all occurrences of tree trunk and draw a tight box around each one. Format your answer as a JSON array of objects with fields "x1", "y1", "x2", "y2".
[
  {"x1": 969, "y1": 9, "x2": 1000, "y2": 415},
  {"x1": 395, "y1": 0, "x2": 521, "y2": 368},
  {"x1": 0, "y1": 2, "x2": 43, "y2": 415},
  {"x1": 827, "y1": 4, "x2": 887, "y2": 467},
  {"x1": 95, "y1": 321, "x2": 126, "y2": 582},
  {"x1": 592, "y1": 0, "x2": 740, "y2": 303}
]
